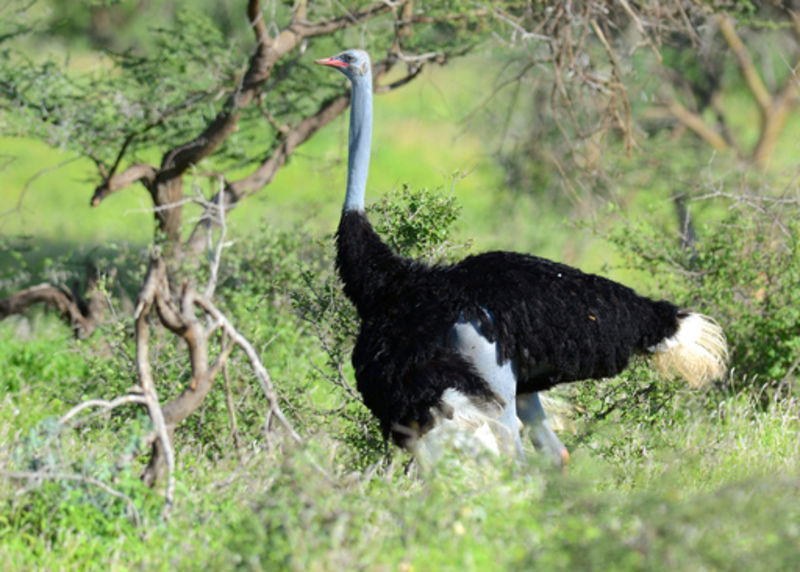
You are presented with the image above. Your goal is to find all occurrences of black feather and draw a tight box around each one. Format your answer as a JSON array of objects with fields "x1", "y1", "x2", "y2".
[{"x1": 337, "y1": 210, "x2": 680, "y2": 445}]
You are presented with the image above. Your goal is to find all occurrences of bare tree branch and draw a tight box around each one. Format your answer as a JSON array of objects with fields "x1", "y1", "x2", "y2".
[
  {"x1": 658, "y1": 13, "x2": 799, "y2": 168},
  {"x1": 58, "y1": 394, "x2": 148, "y2": 426},
  {"x1": 203, "y1": 177, "x2": 229, "y2": 299},
  {"x1": 193, "y1": 295, "x2": 300, "y2": 443},
  {"x1": 91, "y1": 163, "x2": 157, "y2": 207},
  {"x1": 666, "y1": 99, "x2": 732, "y2": 153},
  {"x1": 0, "y1": 264, "x2": 110, "y2": 338},
  {"x1": 116, "y1": 247, "x2": 299, "y2": 502},
  {"x1": 717, "y1": 14, "x2": 772, "y2": 115},
  {"x1": 134, "y1": 258, "x2": 176, "y2": 513},
  {"x1": 0, "y1": 284, "x2": 92, "y2": 333},
  {"x1": 291, "y1": 1, "x2": 392, "y2": 39}
]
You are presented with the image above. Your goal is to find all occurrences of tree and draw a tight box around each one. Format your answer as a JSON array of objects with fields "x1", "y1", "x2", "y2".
[
  {"x1": 658, "y1": 8, "x2": 800, "y2": 169},
  {"x1": 482, "y1": 2, "x2": 799, "y2": 211},
  {"x1": 3, "y1": 1, "x2": 496, "y2": 260},
  {"x1": 1, "y1": 0, "x2": 497, "y2": 498}
]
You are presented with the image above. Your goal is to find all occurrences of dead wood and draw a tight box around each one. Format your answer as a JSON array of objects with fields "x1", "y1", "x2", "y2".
[
  {"x1": 124, "y1": 252, "x2": 299, "y2": 502},
  {"x1": 0, "y1": 264, "x2": 111, "y2": 339}
]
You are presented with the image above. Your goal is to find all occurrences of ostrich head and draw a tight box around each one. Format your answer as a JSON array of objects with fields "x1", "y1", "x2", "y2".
[
  {"x1": 315, "y1": 49, "x2": 373, "y2": 212},
  {"x1": 314, "y1": 49, "x2": 372, "y2": 81}
]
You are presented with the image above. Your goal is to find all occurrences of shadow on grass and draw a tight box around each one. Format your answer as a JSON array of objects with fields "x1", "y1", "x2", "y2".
[{"x1": 0, "y1": 235, "x2": 149, "y2": 305}]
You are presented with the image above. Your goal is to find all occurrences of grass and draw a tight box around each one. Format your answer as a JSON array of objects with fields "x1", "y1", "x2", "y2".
[
  {"x1": 0, "y1": 138, "x2": 154, "y2": 244},
  {"x1": 1, "y1": 211, "x2": 799, "y2": 569},
  {"x1": 2, "y1": 340, "x2": 799, "y2": 571}
]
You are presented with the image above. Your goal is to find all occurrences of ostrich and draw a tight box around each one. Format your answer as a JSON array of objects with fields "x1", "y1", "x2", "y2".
[{"x1": 315, "y1": 49, "x2": 727, "y2": 466}]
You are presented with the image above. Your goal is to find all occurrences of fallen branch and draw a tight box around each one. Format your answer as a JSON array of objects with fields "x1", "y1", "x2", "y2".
[
  {"x1": 58, "y1": 394, "x2": 148, "y2": 426},
  {"x1": 51, "y1": 247, "x2": 300, "y2": 517},
  {"x1": 0, "y1": 264, "x2": 111, "y2": 339},
  {"x1": 0, "y1": 284, "x2": 94, "y2": 335}
]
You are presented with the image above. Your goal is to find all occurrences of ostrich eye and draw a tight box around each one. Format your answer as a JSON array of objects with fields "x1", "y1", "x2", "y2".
[{"x1": 343, "y1": 54, "x2": 353, "y2": 63}]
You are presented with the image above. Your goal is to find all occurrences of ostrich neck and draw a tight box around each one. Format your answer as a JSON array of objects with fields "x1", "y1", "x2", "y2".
[
  {"x1": 343, "y1": 73, "x2": 373, "y2": 212},
  {"x1": 337, "y1": 69, "x2": 405, "y2": 316}
]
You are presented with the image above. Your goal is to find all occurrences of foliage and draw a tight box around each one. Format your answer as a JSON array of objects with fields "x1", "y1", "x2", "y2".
[
  {"x1": 0, "y1": 0, "x2": 490, "y2": 188},
  {"x1": 2, "y1": 388, "x2": 800, "y2": 569},
  {"x1": 1, "y1": 7, "x2": 240, "y2": 165},
  {"x1": 487, "y1": 2, "x2": 800, "y2": 212},
  {"x1": 606, "y1": 187, "x2": 800, "y2": 389},
  {"x1": 554, "y1": 173, "x2": 800, "y2": 446},
  {"x1": 3, "y1": 179, "x2": 800, "y2": 568},
  {"x1": 369, "y1": 183, "x2": 469, "y2": 262}
]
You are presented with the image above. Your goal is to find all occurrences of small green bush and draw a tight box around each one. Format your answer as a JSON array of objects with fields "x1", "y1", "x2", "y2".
[{"x1": 606, "y1": 196, "x2": 800, "y2": 391}]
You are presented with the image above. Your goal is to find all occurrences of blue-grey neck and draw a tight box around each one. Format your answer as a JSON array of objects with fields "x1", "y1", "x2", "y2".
[{"x1": 344, "y1": 71, "x2": 372, "y2": 212}]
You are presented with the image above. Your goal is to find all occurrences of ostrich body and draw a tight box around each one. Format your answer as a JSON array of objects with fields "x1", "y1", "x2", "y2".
[{"x1": 316, "y1": 50, "x2": 727, "y2": 465}]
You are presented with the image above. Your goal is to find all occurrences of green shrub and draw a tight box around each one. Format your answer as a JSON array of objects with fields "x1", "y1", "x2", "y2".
[
  {"x1": 4, "y1": 174, "x2": 800, "y2": 570},
  {"x1": 369, "y1": 184, "x2": 468, "y2": 261},
  {"x1": 606, "y1": 196, "x2": 800, "y2": 391}
]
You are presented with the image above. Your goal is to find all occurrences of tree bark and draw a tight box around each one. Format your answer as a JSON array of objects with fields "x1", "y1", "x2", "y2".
[
  {"x1": 0, "y1": 264, "x2": 109, "y2": 338},
  {"x1": 133, "y1": 254, "x2": 297, "y2": 487}
]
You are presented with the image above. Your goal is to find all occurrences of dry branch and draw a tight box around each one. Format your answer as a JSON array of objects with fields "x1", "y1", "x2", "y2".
[
  {"x1": 662, "y1": 13, "x2": 800, "y2": 168},
  {"x1": 137, "y1": 252, "x2": 300, "y2": 488},
  {"x1": 0, "y1": 284, "x2": 93, "y2": 334},
  {"x1": 59, "y1": 394, "x2": 148, "y2": 426},
  {"x1": 717, "y1": 14, "x2": 772, "y2": 114},
  {"x1": 134, "y1": 257, "x2": 177, "y2": 511},
  {"x1": 0, "y1": 265, "x2": 110, "y2": 338},
  {"x1": 666, "y1": 100, "x2": 731, "y2": 153},
  {"x1": 194, "y1": 295, "x2": 301, "y2": 443},
  {"x1": 43, "y1": 249, "x2": 301, "y2": 515}
]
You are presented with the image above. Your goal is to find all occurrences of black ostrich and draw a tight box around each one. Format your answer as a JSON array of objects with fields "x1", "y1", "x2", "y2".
[{"x1": 315, "y1": 49, "x2": 727, "y2": 466}]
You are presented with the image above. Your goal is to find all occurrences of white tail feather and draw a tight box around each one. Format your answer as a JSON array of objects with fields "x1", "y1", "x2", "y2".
[{"x1": 649, "y1": 313, "x2": 728, "y2": 387}]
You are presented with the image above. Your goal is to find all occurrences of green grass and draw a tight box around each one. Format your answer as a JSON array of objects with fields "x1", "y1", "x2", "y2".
[
  {"x1": 2, "y1": 365, "x2": 799, "y2": 571},
  {"x1": 1, "y1": 208, "x2": 799, "y2": 569},
  {"x1": 0, "y1": 138, "x2": 154, "y2": 244}
]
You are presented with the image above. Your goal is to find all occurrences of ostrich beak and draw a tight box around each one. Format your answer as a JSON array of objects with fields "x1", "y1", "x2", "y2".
[{"x1": 315, "y1": 56, "x2": 348, "y2": 68}]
